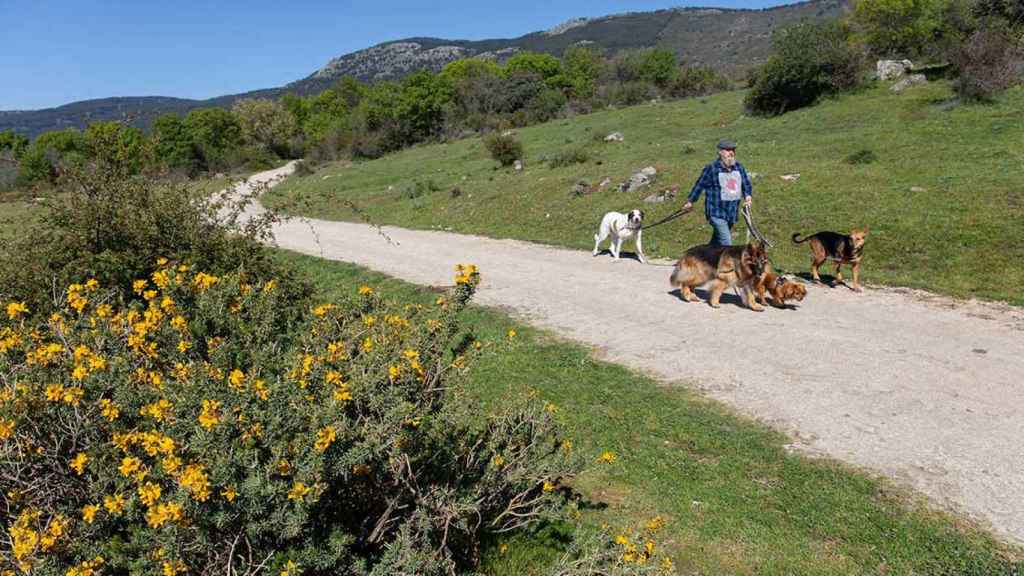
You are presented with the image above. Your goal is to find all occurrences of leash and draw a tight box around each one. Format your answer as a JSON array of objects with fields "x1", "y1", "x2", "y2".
[
  {"x1": 641, "y1": 206, "x2": 692, "y2": 231},
  {"x1": 741, "y1": 203, "x2": 773, "y2": 248}
]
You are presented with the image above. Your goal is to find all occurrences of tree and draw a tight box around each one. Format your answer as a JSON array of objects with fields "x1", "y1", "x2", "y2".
[
  {"x1": 83, "y1": 121, "x2": 145, "y2": 174},
  {"x1": 745, "y1": 19, "x2": 866, "y2": 116},
  {"x1": 853, "y1": 0, "x2": 947, "y2": 58},
  {"x1": 151, "y1": 113, "x2": 199, "y2": 174},
  {"x1": 17, "y1": 128, "x2": 86, "y2": 184},
  {"x1": 562, "y1": 45, "x2": 605, "y2": 99},
  {"x1": 394, "y1": 71, "x2": 454, "y2": 143},
  {"x1": 183, "y1": 107, "x2": 242, "y2": 171},
  {"x1": 440, "y1": 58, "x2": 502, "y2": 84},
  {"x1": 0, "y1": 131, "x2": 29, "y2": 159},
  {"x1": 232, "y1": 98, "x2": 299, "y2": 157},
  {"x1": 974, "y1": 0, "x2": 1024, "y2": 27},
  {"x1": 638, "y1": 48, "x2": 679, "y2": 88},
  {"x1": 503, "y1": 52, "x2": 563, "y2": 80}
]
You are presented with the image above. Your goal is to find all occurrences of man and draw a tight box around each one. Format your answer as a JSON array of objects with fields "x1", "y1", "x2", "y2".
[{"x1": 683, "y1": 138, "x2": 753, "y2": 246}]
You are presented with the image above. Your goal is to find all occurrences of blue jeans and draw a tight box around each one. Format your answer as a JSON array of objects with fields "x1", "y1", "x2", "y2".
[{"x1": 708, "y1": 217, "x2": 734, "y2": 246}]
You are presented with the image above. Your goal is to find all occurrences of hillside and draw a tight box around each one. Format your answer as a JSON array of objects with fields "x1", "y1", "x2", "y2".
[
  {"x1": 0, "y1": 0, "x2": 849, "y2": 137},
  {"x1": 265, "y1": 80, "x2": 1024, "y2": 306}
]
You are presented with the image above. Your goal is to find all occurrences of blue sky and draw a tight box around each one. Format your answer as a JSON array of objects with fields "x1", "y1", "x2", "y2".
[{"x1": 1, "y1": 0, "x2": 796, "y2": 111}]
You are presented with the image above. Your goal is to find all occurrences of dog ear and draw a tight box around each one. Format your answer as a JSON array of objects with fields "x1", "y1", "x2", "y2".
[{"x1": 639, "y1": 209, "x2": 645, "y2": 220}]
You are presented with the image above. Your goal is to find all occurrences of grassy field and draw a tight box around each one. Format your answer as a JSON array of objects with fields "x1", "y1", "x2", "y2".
[
  {"x1": 267, "y1": 82, "x2": 1024, "y2": 305},
  {"x1": 281, "y1": 249, "x2": 1021, "y2": 575}
]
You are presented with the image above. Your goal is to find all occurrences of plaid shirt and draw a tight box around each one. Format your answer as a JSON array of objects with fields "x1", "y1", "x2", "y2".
[{"x1": 687, "y1": 159, "x2": 753, "y2": 224}]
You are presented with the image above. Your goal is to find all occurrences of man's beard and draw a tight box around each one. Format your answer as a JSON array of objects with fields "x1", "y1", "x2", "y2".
[{"x1": 722, "y1": 155, "x2": 736, "y2": 169}]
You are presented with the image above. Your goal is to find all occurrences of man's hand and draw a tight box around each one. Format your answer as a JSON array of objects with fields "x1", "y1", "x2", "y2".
[
  {"x1": 744, "y1": 196, "x2": 752, "y2": 207},
  {"x1": 683, "y1": 201, "x2": 693, "y2": 211}
]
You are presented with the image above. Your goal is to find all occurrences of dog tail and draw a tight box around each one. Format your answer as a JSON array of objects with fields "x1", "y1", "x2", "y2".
[
  {"x1": 669, "y1": 263, "x2": 680, "y2": 287},
  {"x1": 792, "y1": 232, "x2": 809, "y2": 244}
]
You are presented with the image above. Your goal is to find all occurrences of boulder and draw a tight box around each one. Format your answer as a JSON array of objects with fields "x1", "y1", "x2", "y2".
[
  {"x1": 643, "y1": 185, "x2": 679, "y2": 204},
  {"x1": 617, "y1": 166, "x2": 658, "y2": 193},
  {"x1": 891, "y1": 74, "x2": 927, "y2": 93},
  {"x1": 877, "y1": 59, "x2": 913, "y2": 81},
  {"x1": 513, "y1": 160, "x2": 523, "y2": 171},
  {"x1": 604, "y1": 132, "x2": 624, "y2": 142}
]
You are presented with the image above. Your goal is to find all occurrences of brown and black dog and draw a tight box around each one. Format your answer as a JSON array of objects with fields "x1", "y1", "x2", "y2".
[
  {"x1": 670, "y1": 243, "x2": 769, "y2": 310},
  {"x1": 792, "y1": 229, "x2": 868, "y2": 291},
  {"x1": 755, "y1": 270, "x2": 808, "y2": 308}
]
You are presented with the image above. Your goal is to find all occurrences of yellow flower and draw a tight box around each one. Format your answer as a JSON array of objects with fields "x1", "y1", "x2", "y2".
[
  {"x1": 119, "y1": 456, "x2": 142, "y2": 478},
  {"x1": 262, "y1": 279, "x2": 277, "y2": 293},
  {"x1": 45, "y1": 383, "x2": 64, "y2": 402},
  {"x1": 61, "y1": 386, "x2": 84, "y2": 406},
  {"x1": 645, "y1": 515, "x2": 665, "y2": 532},
  {"x1": 314, "y1": 426, "x2": 336, "y2": 453},
  {"x1": 253, "y1": 379, "x2": 269, "y2": 401},
  {"x1": 170, "y1": 315, "x2": 187, "y2": 331},
  {"x1": 544, "y1": 401, "x2": 557, "y2": 413},
  {"x1": 133, "y1": 279, "x2": 148, "y2": 295},
  {"x1": 95, "y1": 303, "x2": 112, "y2": 318},
  {"x1": 221, "y1": 486, "x2": 238, "y2": 502},
  {"x1": 138, "y1": 482, "x2": 162, "y2": 506},
  {"x1": 542, "y1": 480, "x2": 555, "y2": 492},
  {"x1": 362, "y1": 315, "x2": 375, "y2": 327},
  {"x1": 85, "y1": 278, "x2": 99, "y2": 291},
  {"x1": 388, "y1": 365, "x2": 400, "y2": 380},
  {"x1": 313, "y1": 304, "x2": 334, "y2": 317},
  {"x1": 660, "y1": 557, "x2": 674, "y2": 570},
  {"x1": 287, "y1": 482, "x2": 312, "y2": 502},
  {"x1": 82, "y1": 504, "x2": 99, "y2": 524},
  {"x1": 361, "y1": 337, "x2": 373, "y2": 353},
  {"x1": 435, "y1": 296, "x2": 445, "y2": 306},
  {"x1": 277, "y1": 460, "x2": 292, "y2": 476},
  {"x1": 156, "y1": 256, "x2": 169, "y2": 266},
  {"x1": 70, "y1": 452, "x2": 89, "y2": 475},
  {"x1": 140, "y1": 398, "x2": 173, "y2": 422},
  {"x1": 0, "y1": 419, "x2": 14, "y2": 439},
  {"x1": 162, "y1": 560, "x2": 186, "y2": 576},
  {"x1": 99, "y1": 398, "x2": 120, "y2": 421},
  {"x1": 597, "y1": 451, "x2": 617, "y2": 464},
  {"x1": 507, "y1": 329, "x2": 517, "y2": 339},
  {"x1": 71, "y1": 365, "x2": 89, "y2": 381},
  {"x1": 103, "y1": 493, "x2": 126, "y2": 515},
  {"x1": 279, "y1": 560, "x2": 298, "y2": 576},
  {"x1": 66, "y1": 556, "x2": 105, "y2": 576},
  {"x1": 198, "y1": 399, "x2": 222, "y2": 430},
  {"x1": 161, "y1": 455, "x2": 182, "y2": 474},
  {"x1": 561, "y1": 439, "x2": 573, "y2": 453},
  {"x1": 145, "y1": 502, "x2": 183, "y2": 528},
  {"x1": 192, "y1": 272, "x2": 219, "y2": 291},
  {"x1": 143, "y1": 289, "x2": 157, "y2": 301},
  {"x1": 228, "y1": 368, "x2": 246, "y2": 390},
  {"x1": 615, "y1": 535, "x2": 630, "y2": 546},
  {"x1": 6, "y1": 301, "x2": 28, "y2": 320},
  {"x1": 492, "y1": 455, "x2": 505, "y2": 467},
  {"x1": 332, "y1": 383, "x2": 353, "y2": 403},
  {"x1": 358, "y1": 285, "x2": 373, "y2": 295},
  {"x1": 88, "y1": 356, "x2": 106, "y2": 371},
  {"x1": 179, "y1": 463, "x2": 211, "y2": 501}
]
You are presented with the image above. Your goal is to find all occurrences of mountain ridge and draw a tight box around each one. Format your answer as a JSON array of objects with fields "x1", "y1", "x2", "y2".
[{"x1": 0, "y1": 0, "x2": 850, "y2": 137}]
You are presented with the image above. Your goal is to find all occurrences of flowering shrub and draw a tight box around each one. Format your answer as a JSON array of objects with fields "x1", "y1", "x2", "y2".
[{"x1": 0, "y1": 263, "x2": 581, "y2": 575}]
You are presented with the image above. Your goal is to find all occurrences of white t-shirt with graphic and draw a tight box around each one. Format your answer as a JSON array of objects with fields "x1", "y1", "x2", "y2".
[{"x1": 718, "y1": 170, "x2": 742, "y2": 202}]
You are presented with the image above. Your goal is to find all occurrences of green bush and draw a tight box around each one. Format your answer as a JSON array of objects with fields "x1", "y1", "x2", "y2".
[
  {"x1": 17, "y1": 129, "x2": 87, "y2": 185},
  {"x1": 483, "y1": 133, "x2": 524, "y2": 167},
  {"x1": 845, "y1": 149, "x2": 878, "y2": 164},
  {"x1": 0, "y1": 263, "x2": 585, "y2": 575},
  {"x1": 183, "y1": 108, "x2": 243, "y2": 173},
  {"x1": 853, "y1": 0, "x2": 948, "y2": 58},
  {"x1": 952, "y1": 22, "x2": 1024, "y2": 101},
  {"x1": 0, "y1": 162, "x2": 310, "y2": 321},
  {"x1": 668, "y1": 66, "x2": 731, "y2": 98},
  {"x1": 745, "y1": 19, "x2": 866, "y2": 116},
  {"x1": 151, "y1": 114, "x2": 201, "y2": 176},
  {"x1": 548, "y1": 148, "x2": 590, "y2": 169}
]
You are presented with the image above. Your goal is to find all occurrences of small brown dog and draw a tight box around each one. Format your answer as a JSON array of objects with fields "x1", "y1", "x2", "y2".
[
  {"x1": 670, "y1": 242, "x2": 768, "y2": 310},
  {"x1": 755, "y1": 270, "x2": 808, "y2": 308},
  {"x1": 792, "y1": 228, "x2": 868, "y2": 291}
]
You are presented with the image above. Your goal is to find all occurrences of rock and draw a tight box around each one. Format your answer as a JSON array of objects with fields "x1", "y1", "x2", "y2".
[
  {"x1": 501, "y1": 129, "x2": 515, "y2": 137},
  {"x1": 571, "y1": 180, "x2": 592, "y2": 197},
  {"x1": 461, "y1": 175, "x2": 467, "y2": 181},
  {"x1": 213, "y1": 172, "x2": 226, "y2": 179},
  {"x1": 387, "y1": 185, "x2": 394, "y2": 191},
  {"x1": 910, "y1": 186, "x2": 926, "y2": 193},
  {"x1": 877, "y1": 59, "x2": 913, "y2": 81},
  {"x1": 643, "y1": 185, "x2": 679, "y2": 204},
  {"x1": 891, "y1": 74, "x2": 927, "y2": 93},
  {"x1": 513, "y1": 160, "x2": 523, "y2": 171},
  {"x1": 604, "y1": 132, "x2": 624, "y2": 142},
  {"x1": 618, "y1": 166, "x2": 658, "y2": 193},
  {"x1": 780, "y1": 173, "x2": 800, "y2": 182},
  {"x1": 598, "y1": 177, "x2": 611, "y2": 189},
  {"x1": 749, "y1": 172, "x2": 761, "y2": 180}
]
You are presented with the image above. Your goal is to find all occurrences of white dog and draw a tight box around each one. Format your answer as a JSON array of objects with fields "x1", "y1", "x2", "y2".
[{"x1": 593, "y1": 209, "x2": 646, "y2": 263}]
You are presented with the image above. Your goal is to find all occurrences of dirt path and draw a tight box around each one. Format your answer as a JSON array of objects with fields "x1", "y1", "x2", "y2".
[{"x1": 246, "y1": 162, "x2": 1024, "y2": 545}]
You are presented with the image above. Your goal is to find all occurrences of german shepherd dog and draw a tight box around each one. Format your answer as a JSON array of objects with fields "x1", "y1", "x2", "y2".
[
  {"x1": 792, "y1": 228, "x2": 868, "y2": 291},
  {"x1": 670, "y1": 243, "x2": 769, "y2": 310},
  {"x1": 755, "y1": 270, "x2": 808, "y2": 308}
]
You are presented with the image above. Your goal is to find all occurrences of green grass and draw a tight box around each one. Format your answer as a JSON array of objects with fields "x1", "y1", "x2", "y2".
[
  {"x1": 280, "y1": 249, "x2": 1022, "y2": 575},
  {"x1": 0, "y1": 200, "x2": 44, "y2": 242},
  {"x1": 267, "y1": 82, "x2": 1024, "y2": 305}
]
